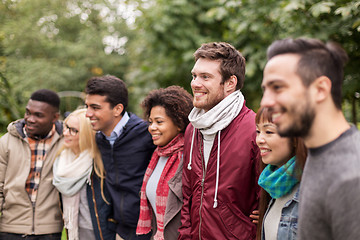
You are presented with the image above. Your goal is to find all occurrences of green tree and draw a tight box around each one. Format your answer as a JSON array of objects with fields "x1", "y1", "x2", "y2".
[
  {"x1": 127, "y1": 0, "x2": 360, "y2": 121},
  {"x1": 1, "y1": 0, "x2": 359, "y2": 129},
  {"x1": 0, "y1": 0, "x2": 131, "y2": 128}
]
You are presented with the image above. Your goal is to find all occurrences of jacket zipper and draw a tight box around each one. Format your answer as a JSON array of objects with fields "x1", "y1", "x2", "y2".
[
  {"x1": 111, "y1": 143, "x2": 118, "y2": 185},
  {"x1": 111, "y1": 140, "x2": 124, "y2": 222},
  {"x1": 32, "y1": 202, "x2": 35, "y2": 234},
  {"x1": 26, "y1": 139, "x2": 36, "y2": 235},
  {"x1": 20, "y1": 124, "x2": 62, "y2": 235},
  {"x1": 91, "y1": 174, "x2": 104, "y2": 240},
  {"x1": 198, "y1": 135, "x2": 206, "y2": 240}
]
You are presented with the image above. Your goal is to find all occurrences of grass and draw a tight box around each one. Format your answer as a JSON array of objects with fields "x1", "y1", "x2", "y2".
[{"x1": 62, "y1": 229, "x2": 67, "y2": 240}]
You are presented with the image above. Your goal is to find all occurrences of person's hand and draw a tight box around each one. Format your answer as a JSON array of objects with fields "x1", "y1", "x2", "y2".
[{"x1": 250, "y1": 210, "x2": 259, "y2": 224}]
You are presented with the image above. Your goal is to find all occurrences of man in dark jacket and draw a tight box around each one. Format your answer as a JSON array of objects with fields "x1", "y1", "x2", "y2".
[
  {"x1": 85, "y1": 75, "x2": 155, "y2": 240},
  {"x1": 178, "y1": 42, "x2": 260, "y2": 239}
]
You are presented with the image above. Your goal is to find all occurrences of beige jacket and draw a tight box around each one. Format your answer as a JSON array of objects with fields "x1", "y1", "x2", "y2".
[{"x1": 0, "y1": 119, "x2": 64, "y2": 234}]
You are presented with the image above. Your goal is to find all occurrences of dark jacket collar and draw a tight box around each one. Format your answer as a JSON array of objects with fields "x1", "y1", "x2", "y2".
[{"x1": 96, "y1": 112, "x2": 146, "y2": 142}]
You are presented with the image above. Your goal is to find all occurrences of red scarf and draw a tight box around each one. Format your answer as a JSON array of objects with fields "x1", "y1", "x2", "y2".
[{"x1": 136, "y1": 134, "x2": 184, "y2": 239}]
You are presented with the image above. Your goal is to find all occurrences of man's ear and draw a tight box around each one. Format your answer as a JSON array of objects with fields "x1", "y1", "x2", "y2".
[
  {"x1": 53, "y1": 111, "x2": 60, "y2": 123},
  {"x1": 113, "y1": 103, "x2": 124, "y2": 117},
  {"x1": 312, "y1": 76, "x2": 332, "y2": 103},
  {"x1": 225, "y1": 75, "x2": 237, "y2": 93}
]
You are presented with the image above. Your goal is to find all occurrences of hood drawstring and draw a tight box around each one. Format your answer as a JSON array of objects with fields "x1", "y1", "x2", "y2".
[
  {"x1": 187, "y1": 129, "x2": 196, "y2": 170},
  {"x1": 188, "y1": 128, "x2": 221, "y2": 209},
  {"x1": 213, "y1": 130, "x2": 221, "y2": 208}
]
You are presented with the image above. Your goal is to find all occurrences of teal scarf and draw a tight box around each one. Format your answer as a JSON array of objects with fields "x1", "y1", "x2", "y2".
[{"x1": 258, "y1": 156, "x2": 299, "y2": 199}]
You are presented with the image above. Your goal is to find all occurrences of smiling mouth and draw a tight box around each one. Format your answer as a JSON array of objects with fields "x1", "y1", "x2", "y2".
[
  {"x1": 271, "y1": 112, "x2": 282, "y2": 122},
  {"x1": 26, "y1": 125, "x2": 36, "y2": 130},
  {"x1": 193, "y1": 91, "x2": 207, "y2": 98},
  {"x1": 152, "y1": 134, "x2": 160, "y2": 140},
  {"x1": 90, "y1": 119, "x2": 98, "y2": 125}
]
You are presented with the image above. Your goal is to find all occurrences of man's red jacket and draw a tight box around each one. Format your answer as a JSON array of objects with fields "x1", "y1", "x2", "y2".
[{"x1": 178, "y1": 105, "x2": 260, "y2": 240}]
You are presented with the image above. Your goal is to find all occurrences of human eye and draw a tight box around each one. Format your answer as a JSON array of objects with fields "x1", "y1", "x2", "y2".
[
  {"x1": 202, "y1": 74, "x2": 209, "y2": 80},
  {"x1": 265, "y1": 126, "x2": 277, "y2": 134},
  {"x1": 70, "y1": 127, "x2": 79, "y2": 134},
  {"x1": 272, "y1": 83, "x2": 283, "y2": 92},
  {"x1": 256, "y1": 129, "x2": 260, "y2": 135},
  {"x1": 191, "y1": 74, "x2": 196, "y2": 80}
]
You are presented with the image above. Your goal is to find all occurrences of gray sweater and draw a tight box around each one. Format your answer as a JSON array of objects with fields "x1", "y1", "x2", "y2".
[{"x1": 298, "y1": 126, "x2": 360, "y2": 240}]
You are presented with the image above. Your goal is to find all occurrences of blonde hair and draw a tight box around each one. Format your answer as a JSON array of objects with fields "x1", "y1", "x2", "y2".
[{"x1": 61, "y1": 108, "x2": 109, "y2": 204}]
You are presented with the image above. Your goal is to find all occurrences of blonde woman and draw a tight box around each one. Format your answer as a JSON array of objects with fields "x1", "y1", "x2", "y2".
[{"x1": 53, "y1": 108, "x2": 116, "y2": 240}]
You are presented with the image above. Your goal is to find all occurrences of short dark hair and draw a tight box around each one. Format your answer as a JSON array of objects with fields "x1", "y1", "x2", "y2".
[
  {"x1": 267, "y1": 38, "x2": 348, "y2": 110},
  {"x1": 85, "y1": 75, "x2": 128, "y2": 115},
  {"x1": 194, "y1": 42, "x2": 246, "y2": 90},
  {"x1": 142, "y1": 86, "x2": 193, "y2": 133},
  {"x1": 30, "y1": 89, "x2": 60, "y2": 110}
]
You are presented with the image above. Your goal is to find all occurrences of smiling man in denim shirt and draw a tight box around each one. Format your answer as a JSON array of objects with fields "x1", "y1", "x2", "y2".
[{"x1": 85, "y1": 75, "x2": 155, "y2": 240}]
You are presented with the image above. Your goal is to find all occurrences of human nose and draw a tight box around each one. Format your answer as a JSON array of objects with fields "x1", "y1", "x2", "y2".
[
  {"x1": 260, "y1": 90, "x2": 275, "y2": 108},
  {"x1": 86, "y1": 108, "x2": 93, "y2": 118},
  {"x1": 63, "y1": 127, "x2": 70, "y2": 136},
  {"x1": 148, "y1": 123, "x2": 157, "y2": 132},
  {"x1": 26, "y1": 114, "x2": 36, "y2": 123},
  {"x1": 256, "y1": 132, "x2": 266, "y2": 146},
  {"x1": 191, "y1": 76, "x2": 201, "y2": 88}
]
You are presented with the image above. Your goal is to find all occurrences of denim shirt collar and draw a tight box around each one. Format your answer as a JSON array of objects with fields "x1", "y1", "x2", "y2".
[
  {"x1": 262, "y1": 184, "x2": 300, "y2": 240},
  {"x1": 283, "y1": 186, "x2": 300, "y2": 207},
  {"x1": 101, "y1": 111, "x2": 130, "y2": 145}
]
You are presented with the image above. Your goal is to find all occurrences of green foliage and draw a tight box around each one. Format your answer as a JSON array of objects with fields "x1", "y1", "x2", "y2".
[
  {"x1": 126, "y1": 0, "x2": 360, "y2": 115},
  {"x1": 0, "y1": 0, "x2": 131, "y2": 126},
  {"x1": 0, "y1": 72, "x2": 21, "y2": 132},
  {"x1": 1, "y1": 0, "x2": 359, "y2": 129}
]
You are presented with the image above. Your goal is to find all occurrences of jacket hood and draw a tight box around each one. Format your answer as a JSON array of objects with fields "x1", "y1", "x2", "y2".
[{"x1": 8, "y1": 119, "x2": 63, "y2": 139}]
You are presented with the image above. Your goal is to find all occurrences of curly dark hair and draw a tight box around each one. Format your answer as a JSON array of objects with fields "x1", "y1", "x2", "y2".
[{"x1": 142, "y1": 86, "x2": 193, "y2": 133}]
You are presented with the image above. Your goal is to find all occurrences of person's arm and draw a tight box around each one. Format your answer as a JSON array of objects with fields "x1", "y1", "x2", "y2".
[
  {"x1": 177, "y1": 157, "x2": 192, "y2": 240},
  {"x1": 177, "y1": 128, "x2": 193, "y2": 239},
  {"x1": 0, "y1": 134, "x2": 9, "y2": 213},
  {"x1": 328, "y1": 177, "x2": 360, "y2": 240}
]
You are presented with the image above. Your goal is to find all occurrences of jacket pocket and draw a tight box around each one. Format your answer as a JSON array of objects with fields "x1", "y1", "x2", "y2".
[
  {"x1": 217, "y1": 202, "x2": 255, "y2": 240},
  {"x1": 278, "y1": 215, "x2": 298, "y2": 239}
]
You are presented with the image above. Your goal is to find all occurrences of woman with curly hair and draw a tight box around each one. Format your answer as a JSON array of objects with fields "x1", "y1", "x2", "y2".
[{"x1": 136, "y1": 86, "x2": 193, "y2": 240}]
